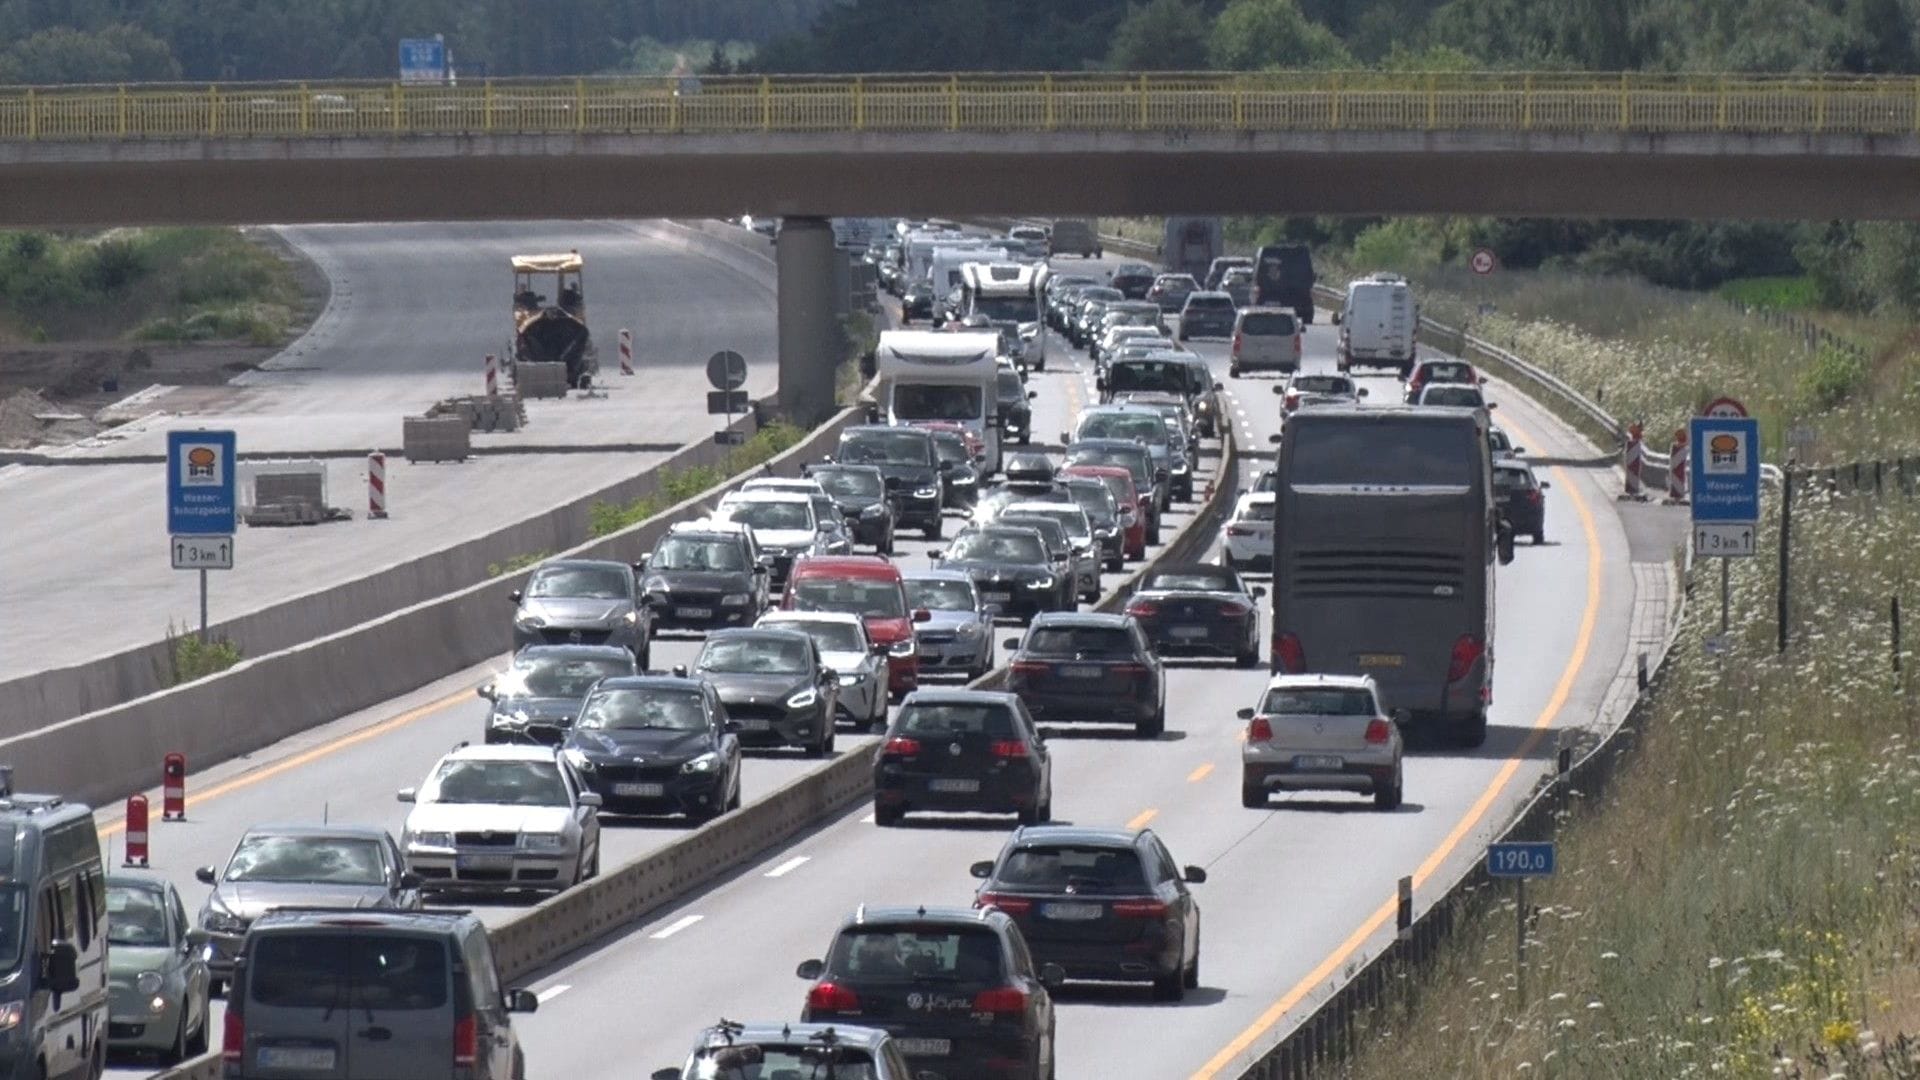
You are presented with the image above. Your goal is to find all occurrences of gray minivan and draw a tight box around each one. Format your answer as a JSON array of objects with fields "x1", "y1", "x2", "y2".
[
  {"x1": 224, "y1": 909, "x2": 537, "y2": 1080},
  {"x1": 1047, "y1": 219, "x2": 1102, "y2": 258},
  {"x1": 0, "y1": 777, "x2": 108, "y2": 1080}
]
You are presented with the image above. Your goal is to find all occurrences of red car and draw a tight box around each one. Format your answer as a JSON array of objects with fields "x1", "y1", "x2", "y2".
[
  {"x1": 782, "y1": 555, "x2": 929, "y2": 699},
  {"x1": 1403, "y1": 358, "x2": 1485, "y2": 403},
  {"x1": 1062, "y1": 463, "x2": 1147, "y2": 560}
]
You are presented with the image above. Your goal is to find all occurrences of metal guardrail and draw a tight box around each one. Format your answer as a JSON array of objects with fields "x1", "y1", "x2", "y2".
[{"x1": 5, "y1": 71, "x2": 1920, "y2": 142}]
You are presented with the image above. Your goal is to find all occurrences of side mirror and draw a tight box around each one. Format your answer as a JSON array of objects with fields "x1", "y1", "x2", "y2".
[
  {"x1": 982, "y1": 604, "x2": 1003, "y2": 619},
  {"x1": 1331, "y1": 312, "x2": 1342, "y2": 325},
  {"x1": 821, "y1": 455, "x2": 834, "y2": 464},
  {"x1": 396, "y1": 787, "x2": 417, "y2": 803},
  {"x1": 508, "y1": 590, "x2": 523, "y2": 603},
  {"x1": 723, "y1": 719, "x2": 743, "y2": 733},
  {"x1": 1235, "y1": 707, "x2": 1255, "y2": 720},
  {"x1": 194, "y1": 866, "x2": 218, "y2": 886},
  {"x1": 45, "y1": 942, "x2": 79, "y2": 995},
  {"x1": 1094, "y1": 377, "x2": 1107, "y2": 392},
  {"x1": 651, "y1": 1071, "x2": 683, "y2": 1080},
  {"x1": 796, "y1": 959, "x2": 825, "y2": 980},
  {"x1": 1251, "y1": 586, "x2": 1267, "y2": 598},
  {"x1": 1039, "y1": 962, "x2": 1067, "y2": 989},
  {"x1": 506, "y1": 988, "x2": 540, "y2": 1014},
  {"x1": 929, "y1": 549, "x2": 944, "y2": 561},
  {"x1": 1497, "y1": 521, "x2": 1516, "y2": 565},
  {"x1": 1183, "y1": 865, "x2": 1209, "y2": 884},
  {"x1": 1026, "y1": 390, "x2": 1038, "y2": 400},
  {"x1": 912, "y1": 608, "x2": 933, "y2": 623},
  {"x1": 398, "y1": 871, "x2": 424, "y2": 890},
  {"x1": 819, "y1": 664, "x2": 835, "y2": 682},
  {"x1": 1003, "y1": 637, "x2": 1022, "y2": 650},
  {"x1": 1479, "y1": 375, "x2": 1490, "y2": 384},
  {"x1": 476, "y1": 684, "x2": 496, "y2": 701},
  {"x1": 1155, "y1": 468, "x2": 1169, "y2": 483},
  {"x1": 970, "y1": 860, "x2": 995, "y2": 879},
  {"x1": 579, "y1": 792, "x2": 604, "y2": 809},
  {"x1": 1513, "y1": 446, "x2": 1528, "y2": 455},
  {"x1": 1486, "y1": 402, "x2": 1499, "y2": 410},
  {"x1": 634, "y1": 555, "x2": 651, "y2": 570},
  {"x1": 871, "y1": 641, "x2": 891, "y2": 654},
  {"x1": 1268, "y1": 434, "x2": 1283, "y2": 445},
  {"x1": 1059, "y1": 432, "x2": 1072, "y2": 445},
  {"x1": 1271, "y1": 385, "x2": 1286, "y2": 395},
  {"x1": 1540, "y1": 481, "x2": 1552, "y2": 489},
  {"x1": 672, "y1": 664, "x2": 689, "y2": 677},
  {"x1": 1356, "y1": 387, "x2": 1369, "y2": 398},
  {"x1": 1212, "y1": 381, "x2": 1224, "y2": 391}
]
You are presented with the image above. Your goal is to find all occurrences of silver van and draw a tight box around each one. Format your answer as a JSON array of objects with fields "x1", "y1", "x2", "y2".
[
  {"x1": 0, "y1": 778, "x2": 108, "y2": 1080},
  {"x1": 1047, "y1": 219, "x2": 1102, "y2": 258},
  {"x1": 224, "y1": 909, "x2": 537, "y2": 1080}
]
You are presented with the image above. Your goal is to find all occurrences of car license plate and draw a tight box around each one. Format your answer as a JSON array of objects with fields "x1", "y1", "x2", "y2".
[
  {"x1": 1043, "y1": 902, "x2": 1103, "y2": 920},
  {"x1": 257, "y1": 1046, "x2": 337, "y2": 1071},
  {"x1": 896, "y1": 1038, "x2": 951, "y2": 1057},
  {"x1": 737, "y1": 718, "x2": 773, "y2": 731},
  {"x1": 982, "y1": 591, "x2": 1012, "y2": 604},
  {"x1": 455, "y1": 854, "x2": 512, "y2": 871},
  {"x1": 1060, "y1": 665, "x2": 1102, "y2": 679},
  {"x1": 1357, "y1": 653, "x2": 1404, "y2": 667},
  {"x1": 1170, "y1": 625, "x2": 1209, "y2": 639},
  {"x1": 676, "y1": 606, "x2": 713, "y2": 619},
  {"x1": 1294, "y1": 755, "x2": 1345, "y2": 770},
  {"x1": 613, "y1": 782, "x2": 665, "y2": 797},
  {"x1": 929, "y1": 778, "x2": 980, "y2": 793}
]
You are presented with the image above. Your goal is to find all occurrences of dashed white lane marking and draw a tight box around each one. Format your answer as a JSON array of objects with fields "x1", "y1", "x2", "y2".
[
  {"x1": 765, "y1": 855, "x2": 810, "y2": 878},
  {"x1": 651, "y1": 915, "x2": 704, "y2": 940},
  {"x1": 860, "y1": 812, "x2": 877, "y2": 824},
  {"x1": 536, "y1": 984, "x2": 571, "y2": 1003}
]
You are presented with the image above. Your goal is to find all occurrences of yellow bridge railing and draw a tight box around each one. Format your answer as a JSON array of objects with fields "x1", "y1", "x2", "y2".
[{"x1": 0, "y1": 71, "x2": 1916, "y2": 142}]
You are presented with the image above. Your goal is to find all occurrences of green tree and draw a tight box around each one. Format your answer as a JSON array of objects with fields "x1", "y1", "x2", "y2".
[
  {"x1": 1106, "y1": 0, "x2": 1212, "y2": 70},
  {"x1": 0, "y1": 24, "x2": 180, "y2": 83},
  {"x1": 1377, "y1": 42, "x2": 1482, "y2": 70},
  {"x1": 1209, "y1": 0, "x2": 1352, "y2": 69}
]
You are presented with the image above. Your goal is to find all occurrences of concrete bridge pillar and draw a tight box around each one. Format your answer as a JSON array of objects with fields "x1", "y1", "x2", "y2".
[{"x1": 776, "y1": 216, "x2": 840, "y2": 426}]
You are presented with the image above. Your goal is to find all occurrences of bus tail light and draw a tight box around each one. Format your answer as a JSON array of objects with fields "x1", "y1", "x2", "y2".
[{"x1": 1447, "y1": 635, "x2": 1485, "y2": 682}]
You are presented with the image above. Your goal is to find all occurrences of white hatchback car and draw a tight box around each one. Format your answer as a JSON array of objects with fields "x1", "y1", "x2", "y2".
[
  {"x1": 754, "y1": 610, "x2": 889, "y2": 728},
  {"x1": 1219, "y1": 491, "x2": 1275, "y2": 572},
  {"x1": 398, "y1": 744, "x2": 603, "y2": 895},
  {"x1": 1238, "y1": 673, "x2": 1403, "y2": 810}
]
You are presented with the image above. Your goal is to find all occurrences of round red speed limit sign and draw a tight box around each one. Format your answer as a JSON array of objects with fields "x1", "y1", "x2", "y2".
[{"x1": 1470, "y1": 248, "x2": 1497, "y2": 276}]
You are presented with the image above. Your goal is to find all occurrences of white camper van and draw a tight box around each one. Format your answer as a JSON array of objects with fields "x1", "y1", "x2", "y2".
[{"x1": 874, "y1": 329, "x2": 1005, "y2": 475}]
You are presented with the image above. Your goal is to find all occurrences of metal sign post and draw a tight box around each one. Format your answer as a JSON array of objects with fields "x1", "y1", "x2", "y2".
[
  {"x1": 167, "y1": 431, "x2": 237, "y2": 641},
  {"x1": 1690, "y1": 400, "x2": 1761, "y2": 654},
  {"x1": 706, "y1": 350, "x2": 751, "y2": 460},
  {"x1": 1487, "y1": 841, "x2": 1555, "y2": 1006}
]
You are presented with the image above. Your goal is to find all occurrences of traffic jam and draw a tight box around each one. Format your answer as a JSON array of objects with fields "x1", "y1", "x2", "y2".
[{"x1": 139, "y1": 219, "x2": 1553, "y2": 1080}]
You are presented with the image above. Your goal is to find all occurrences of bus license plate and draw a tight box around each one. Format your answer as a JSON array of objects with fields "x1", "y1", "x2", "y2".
[
  {"x1": 613, "y1": 782, "x2": 665, "y2": 797},
  {"x1": 257, "y1": 1047, "x2": 337, "y2": 1071},
  {"x1": 1294, "y1": 755, "x2": 1344, "y2": 771},
  {"x1": 897, "y1": 1038, "x2": 951, "y2": 1056},
  {"x1": 1357, "y1": 653, "x2": 1404, "y2": 667}
]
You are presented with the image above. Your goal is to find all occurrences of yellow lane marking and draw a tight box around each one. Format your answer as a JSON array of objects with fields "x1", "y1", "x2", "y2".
[
  {"x1": 99, "y1": 682, "x2": 476, "y2": 839},
  {"x1": 1187, "y1": 763, "x2": 1215, "y2": 783},
  {"x1": 1126, "y1": 808, "x2": 1159, "y2": 830},
  {"x1": 1190, "y1": 411, "x2": 1604, "y2": 1078}
]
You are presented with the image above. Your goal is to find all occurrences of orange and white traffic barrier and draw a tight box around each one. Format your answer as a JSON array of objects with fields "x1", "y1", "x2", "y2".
[
  {"x1": 485, "y1": 353, "x2": 499, "y2": 396},
  {"x1": 162, "y1": 753, "x2": 187, "y2": 821},
  {"x1": 618, "y1": 328, "x2": 634, "y2": 376},
  {"x1": 1665, "y1": 428, "x2": 1690, "y2": 504},
  {"x1": 1620, "y1": 422, "x2": 1647, "y2": 501},
  {"x1": 124, "y1": 795, "x2": 149, "y2": 867},
  {"x1": 367, "y1": 452, "x2": 388, "y2": 519}
]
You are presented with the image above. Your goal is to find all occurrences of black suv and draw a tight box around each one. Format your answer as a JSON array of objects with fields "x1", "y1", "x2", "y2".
[
  {"x1": 797, "y1": 905, "x2": 1062, "y2": 1080},
  {"x1": 832, "y1": 426, "x2": 944, "y2": 540},
  {"x1": 970, "y1": 825, "x2": 1206, "y2": 1001},
  {"x1": 996, "y1": 369, "x2": 1036, "y2": 447},
  {"x1": 806, "y1": 463, "x2": 897, "y2": 554},
  {"x1": 873, "y1": 689, "x2": 1053, "y2": 827},
  {"x1": 1004, "y1": 612, "x2": 1167, "y2": 737}
]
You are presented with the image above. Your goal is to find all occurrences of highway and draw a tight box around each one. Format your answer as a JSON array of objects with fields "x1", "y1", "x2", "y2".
[
  {"x1": 100, "y1": 290, "x2": 1224, "y2": 1077},
  {"x1": 0, "y1": 219, "x2": 777, "y2": 686}
]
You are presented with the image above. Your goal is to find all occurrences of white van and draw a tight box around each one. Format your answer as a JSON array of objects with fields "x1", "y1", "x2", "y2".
[{"x1": 1335, "y1": 272, "x2": 1418, "y2": 377}]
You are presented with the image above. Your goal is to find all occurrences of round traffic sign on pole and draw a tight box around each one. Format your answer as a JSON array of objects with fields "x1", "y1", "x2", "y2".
[
  {"x1": 706, "y1": 350, "x2": 748, "y2": 391},
  {"x1": 1470, "y1": 248, "x2": 1498, "y2": 276},
  {"x1": 1702, "y1": 396, "x2": 1748, "y2": 418}
]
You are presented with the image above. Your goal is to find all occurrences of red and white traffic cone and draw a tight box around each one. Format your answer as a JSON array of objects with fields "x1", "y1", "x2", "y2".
[
  {"x1": 1620, "y1": 422, "x2": 1647, "y2": 501},
  {"x1": 124, "y1": 795, "x2": 149, "y2": 867},
  {"x1": 161, "y1": 753, "x2": 187, "y2": 821},
  {"x1": 1665, "y1": 429, "x2": 1690, "y2": 504},
  {"x1": 367, "y1": 452, "x2": 388, "y2": 519},
  {"x1": 618, "y1": 328, "x2": 634, "y2": 376},
  {"x1": 485, "y1": 353, "x2": 498, "y2": 397}
]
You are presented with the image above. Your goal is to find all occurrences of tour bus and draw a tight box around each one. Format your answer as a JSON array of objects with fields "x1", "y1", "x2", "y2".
[
  {"x1": 874, "y1": 329, "x2": 1005, "y2": 475},
  {"x1": 0, "y1": 771, "x2": 109, "y2": 1080},
  {"x1": 958, "y1": 261, "x2": 1051, "y2": 372},
  {"x1": 1268, "y1": 406, "x2": 1513, "y2": 747}
]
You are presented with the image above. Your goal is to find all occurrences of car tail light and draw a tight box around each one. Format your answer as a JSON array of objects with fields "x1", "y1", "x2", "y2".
[
  {"x1": 976, "y1": 891, "x2": 1033, "y2": 915},
  {"x1": 807, "y1": 981, "x2": 862, "y2": 1013},
  {"x1": 1226, "y1": 525, "x2": 1252, "y2": 537},
  {"x1": 990, "y1": 740, "x2": 1029, "y2": 759},
  {"x1": 1231, "y1": 332, "x2": 1243, "y2": 355},
  {"x1": 1011, "y1": 660, "x2": 1050, "y2": 676},
  {"x1": 222, "y1": 1009, "x2": 244, "y2": 1063},
  {"x1": 1113, "y1": 662, "x2": 1150, "y2": 678},
  {"x1": 1284, "y1": 392, "x2": 1300, "y2": 412},
  {"x1": 1248, "y1": 716, "x2": 1273, "y2": 742},
  {"x1": 1294, "y1": 332, "x2": 1303, "y2": 354},
  {"x1": 1365, "y1": 718, "x2": 1393, "y2": 744},
  {"x1": 1111, "y1": 899, "x2": 1169, "y2": 918},
  {"x1": 883, "y1": 736, "x2": 923, "y2": 756},
  {"x1": 1126, "y1": 599, "x2": 1159, "y2": 617},
  {"x1": 1447, "y1": 635, "x2": 1485, "y2": 682},
  {"x1": 974, "y1": 986, "x2": 1029, "y2": 1014},
  {"x1": 1218, "y1": 602, "x2": 1250, "y2": 617},
  {"x1": 453, "y1": 1014, "x2": 477, "y2": 1068},
  {"x1": 1273, "y1": 632, "x2": 1306, "y2": 673},
  {"x1": 1527, "y1": 489, "x2": 1543, "y2": 506}
]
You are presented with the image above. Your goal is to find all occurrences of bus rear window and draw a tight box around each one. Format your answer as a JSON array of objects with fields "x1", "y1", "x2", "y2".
[{"x1": 1286, "y1": 421, "x2": 1478, "y2": 488}]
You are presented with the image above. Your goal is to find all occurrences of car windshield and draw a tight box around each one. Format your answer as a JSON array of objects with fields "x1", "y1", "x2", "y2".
[
  {"x1": 1422, "y1": 362, "x2": 1476, "y2": 383},
  {"x1": 651, "y1": 536, "x2": 747, "y2": 571},
  {"x1": 698, "y1": 636, "x2": 810, "y2": 675},
  {"x1": 949, "y1": 531, "x2": 1045, "y2": 564},
  {"x1": 498, "y1": 656, "x2": 630, "y2": 699},
  {"x1": 1240, "y1": 312, "x2": 1297, "y2": 335},
  {"x1": 931, "y1": 434, "x2": 970, "y2": 464},
  {"x1": 1291, "y1": 376, "x2": 1353, "y2": 395},
  {"x1": 1022, "y1": 625, "x2": 1135, "y2": 657},
  {"x1": 906, "y1": 578, "x2": 977, "y2": 612},
  {"x1": 1080, "y1": 288, "x2": 1121, "y2": 303},
  {"x1": 1064, "y1": 484, "x2": 1117, "y2": 522},
  {"x1": 105, "y1": 884, "x2": 172, "y2": 947},
  {"x1": 973, "y1": 296, "x2": 1038, "y2": 322},
  {"x1": 898, "y1": 703, "x2": 1016, "y2": 737},
  {"x1": 1068, "y1": 448, "x2": 1148, "y2": 482},
  {"x1": 1186, "y1": 295, "x2": 1234, "y2": 310},
  {"x1": 224, "y1": 835, "x2": 389, "y2": 885},
  {"x1": 575, "y1": 687, "x2": 708, "y2": 731},
  {"x1": 996, "y1": 371, "x2": 1026, "y2": 398},
  {"x1": 841, "y1": 430, "x2": 932, "y2": 466},
  {"x1": 724, "y1": 501, "x2": 813, "y2": 532},
  {"x1": 1005, "y1": 509, "x2": 1089, "y2": 542},
  {"x1": 994, "y1": 845, "x2": 1148, "y2": 895},
  {"x1": 1488, "y1": 429, "x2": 1513, "y2": 452},
  {"x1": 686, "y1": 1049, "x2": 878, "y2": 1080},
  {"x1": 1144, "y1": 570, "x2": 1238, "y2": 592},
  {"x1": 1238, "y1": 499, "x2": 1276, "y2": 522},
  {"x1": 1493, "y1": 468, "x2": 1538, "y2": 491},
  {"x1": 814, "y1": 469, "x2": 884, "y2": 498},
  {"x1": 1107, "y1": 361, "x2": 1191, "y2": 395},
  {"x1": 1261, "y1": 687, "x2": 1377, "y2": 715},
  {"x1": 527, "y1": 565, "x2": 628, "y2": 599},
  {"x1": 1083, "y1": 473, "x2": 1135, "y2": 506},
  {"x1": 249, "y1": 935, "x2": 448, "y2": 1011},
  {"x1": 793, "y1": 578, "x2": 906, "y2": 618},
  {"x1": 1423, "y1": 386, "x2": 1484, "y2": 407},
  {"x1": 825, "y1": 927, "x2": 1005, "y2": 984},
  {"x1": 894, "y1": 384, "x2": 983, "y2": 422},
  {"x1": 427, "y1": 759, "x2": 570, "y2": 807},
  {"x1": 1079, "y1": 414, "x2": 1168, "y2": 443},
  {"x1": 779, "y1": 619, "x2": 866, "y2": 654}
]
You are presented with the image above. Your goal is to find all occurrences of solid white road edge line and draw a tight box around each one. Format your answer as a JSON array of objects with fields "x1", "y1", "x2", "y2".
[
  {"x1": 536, "y1": 984, "x2": 571, "y2": 1003},
  {"x1": 764, "y1": 855, "x2": 810, "y2": 878},
  {"x1": 651, "y1": 915, "x2": 704, "y2": 940}
]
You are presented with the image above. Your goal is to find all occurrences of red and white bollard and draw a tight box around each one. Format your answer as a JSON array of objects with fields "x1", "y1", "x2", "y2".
[
  {"x1": 484, "y1": 353, "x2": 498, "y2": 397},
  {"x1": 124, "y1": 795, "x2": 149, "y2": 868},
  {"x1": 367, "y1": 452, "x2": 388, "y2": 519},
  {"x1": 1665, "y1": 428, "x2": 1690, "y2": 504},
  {"x1": 1620, "y1": 422, "x2": 1647, "y2": 501},
  {"x1": 618, "y1": 328, "x2": 634, "y2": 376},
  {"x1": 161, "y1": 753, "x2": 187, "y2": 821}
]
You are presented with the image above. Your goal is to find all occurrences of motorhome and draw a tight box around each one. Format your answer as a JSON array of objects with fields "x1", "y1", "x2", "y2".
[
  {"x1": 959, "y1": 261, "x2": 1052, "y2": 372},
  {"x1": 874, "y1": 329, "x2": 1006, "y2": 474}
]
